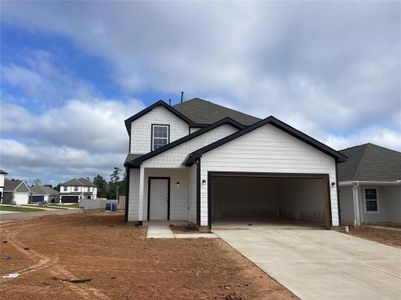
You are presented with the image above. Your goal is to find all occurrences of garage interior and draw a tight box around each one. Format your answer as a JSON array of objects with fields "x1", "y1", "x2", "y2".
[{"x1": 210, "y1": 173, "x2": 330, "y2": 228}]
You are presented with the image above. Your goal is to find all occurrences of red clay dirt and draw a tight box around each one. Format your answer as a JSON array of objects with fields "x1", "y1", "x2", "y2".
[
  {"x1": 0, "y1": 212, "x2": 296, "y2": 299},
  {"x1": 345, "y1": 225, "x2": 401, "y2": 248}
]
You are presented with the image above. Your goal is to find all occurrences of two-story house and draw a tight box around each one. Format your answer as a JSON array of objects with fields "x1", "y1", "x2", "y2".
[
  {"x1": 59, "y1": 178, "x2": 97, "y2": 203},
  {"x1": 124, "y1": 98, "x2": 347, "y2": 229}
]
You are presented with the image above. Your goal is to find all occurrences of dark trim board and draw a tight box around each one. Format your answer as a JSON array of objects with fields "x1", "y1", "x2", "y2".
[
  {"x1": 151, "y1": 124, "x2": 170, "y2": 151},
  {"x1": 125, "y1": 117, "x2": 244, "y2": 168},
  {"x1": 207, "y1": 171, "x2": 333, "y2": 229},
  {"x1": 147, "y1": 177, "x2": 170, "y2": 221},
  {"x1": 183, "y1": 116, "x2": 347, "y2": 166},
  {"x1": 124, "y1": 100, "x2": 194, "y2": 133}
]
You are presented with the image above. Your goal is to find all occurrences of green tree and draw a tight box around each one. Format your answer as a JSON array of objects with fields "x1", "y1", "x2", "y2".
[{"x1": 93, "y1": 174, "x2": 108, "y2": 198}]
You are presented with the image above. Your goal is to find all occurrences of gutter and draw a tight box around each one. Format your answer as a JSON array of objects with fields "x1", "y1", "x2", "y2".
[{"x1": 339, "y1": 180, "x2": 401, "y2": 187}]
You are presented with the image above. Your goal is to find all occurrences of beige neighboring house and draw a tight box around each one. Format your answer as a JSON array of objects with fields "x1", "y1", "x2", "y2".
[
  {"x1": 3, "y1": 179, "x2": 31, "y2": 205},
  {"x1": 0, "y1": 169, "x2": 7, "y2": 203},
  {"x1": 30, "y1": 185, "x2": 59, "y2": 203}
]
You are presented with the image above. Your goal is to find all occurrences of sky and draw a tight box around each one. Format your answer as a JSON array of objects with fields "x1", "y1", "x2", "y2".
[{"x1": 0, "y1": 1, "x2": 400, "y2": 185}]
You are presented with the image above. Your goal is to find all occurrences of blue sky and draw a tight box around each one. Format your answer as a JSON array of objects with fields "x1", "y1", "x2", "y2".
[{"x1": 1, "y1": 1, "x2": 400, "y2": 185}]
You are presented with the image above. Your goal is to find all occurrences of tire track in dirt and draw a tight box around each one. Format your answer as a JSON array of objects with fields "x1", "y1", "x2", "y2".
[{"x1": 1, "y1": 224, "x2": 111, "y2": 300}]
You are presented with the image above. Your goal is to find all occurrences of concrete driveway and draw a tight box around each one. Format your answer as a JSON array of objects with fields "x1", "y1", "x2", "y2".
[{"x1": 213, "y1": 222, "x2": 401, "y2": 300}]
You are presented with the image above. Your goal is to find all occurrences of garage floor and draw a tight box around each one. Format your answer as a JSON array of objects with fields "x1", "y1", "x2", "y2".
[{"x1": 213, "y1": 222, "x2": 401, "y2": 300}]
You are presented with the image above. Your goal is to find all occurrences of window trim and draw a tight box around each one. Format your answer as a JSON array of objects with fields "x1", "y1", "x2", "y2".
[
  {"x1": 63, "y1": 186, "x2": 67, "y2": 191},
  {"x1": 151, "y1": 124, "x2": 170, "y2": 151},
  {"x1": 363, "y1": 187, "x2": 380, "y2": 214},
  {"x1": 74, "y1": 186, "x2": 79, "y2": 192}
]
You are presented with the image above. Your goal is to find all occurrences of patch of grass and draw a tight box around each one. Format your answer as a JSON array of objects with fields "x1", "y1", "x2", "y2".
[
  {"x1": 50, "y1": 203, "x2": 80, "y2": 208},
  {"x1": 0, "y1": 205, "x2": 44, "y2": 212},
  {"x1": 45, "y1": 206, "x2": 68, "y2": 210}
]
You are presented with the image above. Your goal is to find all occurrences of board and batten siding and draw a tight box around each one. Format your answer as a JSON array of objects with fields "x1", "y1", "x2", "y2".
[
  {"x1": 142, "y1": 124, "x2": 238, "y2": 168},
  {"x1": 128, "y1": 168, "x2": 140, "y2": 221},
  {"x1": 187, "y1": 164, "x2": 197, "y2": 223},
  {"x1": 200, "y1": 123, "x2": 339, "y2": 227},
  {"x1": 130, "y1": 106, "x2": 189, "y2": 154}
]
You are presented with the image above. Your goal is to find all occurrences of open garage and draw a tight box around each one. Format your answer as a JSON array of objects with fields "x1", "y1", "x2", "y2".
[{"x1": 210, "y1": 172, "x2": 331, "y2": 228}]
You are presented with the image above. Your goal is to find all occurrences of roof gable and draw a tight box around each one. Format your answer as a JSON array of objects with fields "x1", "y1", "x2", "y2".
[
  {"x1": 125, "y1": 117, "x2": 244, "y2": 167},
  {"x1": 124, "y1": 100, "x2": 194, "y2": 133},
  {"x1": 4, "y1": 179, "x2": 30, "y2": 192},
  {"x1": 338, "y1": 143, "x2": 401, "y2": 182},
  {"x1": 173, "y1": 98, "x2": 260, "y2": 126},
  {"x1": 183, "y1": 116, "x2": 347, "y2": 165}
]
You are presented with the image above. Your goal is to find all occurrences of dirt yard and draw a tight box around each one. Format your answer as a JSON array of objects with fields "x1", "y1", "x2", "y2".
[
  {"x1": 0, "y1": 212, "x2": 296, "y2": 299},
  {"x1": 345, "y1": 226, "x2": 401, "y2": 248}
]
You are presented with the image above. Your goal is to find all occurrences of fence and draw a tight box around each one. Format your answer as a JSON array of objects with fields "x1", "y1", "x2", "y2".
[{"x1": 79, "y1": 199, "x2": 119, "y2": 212}]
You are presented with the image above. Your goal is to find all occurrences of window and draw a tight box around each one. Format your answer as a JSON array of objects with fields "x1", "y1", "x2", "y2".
[
  {"x1": 152, "y1": 124, "x2": 169, "y2": 150},
  {"x1": 63, "y1": 186, "x2": 67, "y2": 191},
  {"x1": 87, "y1": 187, "x2": 90, "y2": 192},
  {"x1": 364, "y1": 188, "x2": 378, "y2": 212},
  {"x1": 74, "y1": 186, "x2": 78, "y2": 191}
]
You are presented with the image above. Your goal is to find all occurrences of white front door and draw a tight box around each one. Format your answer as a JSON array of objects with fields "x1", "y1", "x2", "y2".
[{"x1": 149, "y1": 178, "x2": 169, "y2": 220}]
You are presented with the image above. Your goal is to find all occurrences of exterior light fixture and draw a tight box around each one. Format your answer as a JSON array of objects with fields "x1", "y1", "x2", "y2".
[
  {"x1": 176, "y1": 181, "x2": 180, "y2": 187},
  {"x1": 331, "y1": 182, "x2": 336, "y2": 187},
  {"x1": 202, "y1": 179, "x2": 206, "y2": 186}
]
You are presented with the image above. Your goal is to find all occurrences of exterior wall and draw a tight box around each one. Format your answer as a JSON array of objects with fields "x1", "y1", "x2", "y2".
[
  {"x1": 142, "y1": 124, "x2": 238, "y2": 168},
  {"x1": 144, "y1": 168, "x2": 188, "y2": 221},
  {"x1": 339, "y1": 186, "x2": 355, "y2": 225},
  {"x1": 130, "y1": 106, "x2": 189, "y2": 154},
  {"x1": 187, "y1": 164, "x2": 197, "y2": 223},
  {"x1": 0, "y1": 174, "x2": 5, "y2": 190},
  {"x1": 386, "y1": 186, "x2": 401, "y2": 223},
  {"x1": 359, "y1": 185, "x2": 401, "y2": 224},
  {"x1": 127, "y1": 168, "x2": 140, "y2": 222},
  {"x1": 200, "y1": 124, "x2": 339, "y2": 227},
  {"x1": 59, "y1": 185, "x2": 97, "y2": 199}
]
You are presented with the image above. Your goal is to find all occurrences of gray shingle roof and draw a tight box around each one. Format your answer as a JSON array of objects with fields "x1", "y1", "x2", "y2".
[
  {"x1": 338, "y1": 143, "x2": 401, "y2": 182},
  {"x1": 125, "y1": 153, "x2": 145, "y2": 165},
  {"x1": 61, "y1": 178, "x2": 96, "y2": 187},
  {"x1": 30, "y1": 185, "x2": 59, "y2": 195},
  {"x1": 0, "y1": 169, "x2": 7, "y2": 175},
  {"x1": 4, "y1": 179, "x2": 25, "y2": 192},
  {"x1": 173, "y1": 98, "x2": 260, "y2": 126}
]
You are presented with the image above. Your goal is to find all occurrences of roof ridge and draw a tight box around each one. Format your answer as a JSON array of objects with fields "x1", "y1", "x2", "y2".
[{"x1": 351, "y1": 144, "x2": 370, "y2": 181}]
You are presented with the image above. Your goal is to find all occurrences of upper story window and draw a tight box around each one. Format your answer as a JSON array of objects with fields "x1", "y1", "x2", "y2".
[
  {"x1": 152, "y1": 124, "x2": 169, "y2": 151},
  {"x1": 74, "y1": 186, "x2": 78, "y2": 191},
  {"x1": 87, "y1": 187, "x2": 91, "y2": 192},
  {"x1": 63, "y1": 186, "x2": 67, "y2": 191},
  {"x1": 364, "y1": 188, "x2": 378, "y2": 213}
]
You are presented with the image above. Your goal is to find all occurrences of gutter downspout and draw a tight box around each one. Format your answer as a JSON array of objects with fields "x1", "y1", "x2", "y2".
[{"x1": 352, "y1": 182, "x2": 361, "y2": 227}]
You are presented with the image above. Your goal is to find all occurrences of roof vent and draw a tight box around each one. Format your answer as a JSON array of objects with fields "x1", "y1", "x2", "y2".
[{"x1": 180, "y1": 91, "x2": 184, "y2": 103}]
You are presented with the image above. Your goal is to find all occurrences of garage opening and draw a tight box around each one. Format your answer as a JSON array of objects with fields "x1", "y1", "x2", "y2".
[{"x1": 209, "y1": 172, "x2": 331, "y2": 228}]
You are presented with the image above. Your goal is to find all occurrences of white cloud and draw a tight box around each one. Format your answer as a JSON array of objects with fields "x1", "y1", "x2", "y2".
[{"x1": 1, "y1": 64, "x2": 43, "y2": 94}]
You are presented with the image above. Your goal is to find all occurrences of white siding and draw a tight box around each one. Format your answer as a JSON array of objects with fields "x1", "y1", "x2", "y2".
[
  {"x1": 187, "y1": 164, "x2": 197, "y2": 223},
  {"x1": 142, "y1": 124, "x2": 238, "y2": 168},
  {"x1": 339, "y1": 186, "x2": 355, "y2": 225},
  {"x1": 128, "y1": 169, "x2": 140, "y2": 221},
  {"x1": 200, "y1": 124, "x2": 339, "y2": 227},
  {"x1": 130, "y1": 106, "x2": 189, "y2": 154},
  {"x1": 190, "y1": 127, "x2": 201, "y2": 134},
  {"x1": 144, "y1": 168, "x2": 188, "y2": 221}
]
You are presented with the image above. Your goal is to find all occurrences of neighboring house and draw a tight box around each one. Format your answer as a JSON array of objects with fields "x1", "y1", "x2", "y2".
[
  {"x1": 338, "y1": 143, "x2": 401, "y2": 226},
  {"x1": 59, "y1": 178, "x2": 97, "y2": 203},
  {"x1": 0, "y1": 169, "x2": 7, "y2": 204},
  {"x1": 3, "y1": 179, "x2": 31, "y2": 205},
  {"x1": 124, "y1": 98, "x2": 346, "y2": 229},
  {"x1": 30, "y1": 185, "x2": 59, "y2": 203}
]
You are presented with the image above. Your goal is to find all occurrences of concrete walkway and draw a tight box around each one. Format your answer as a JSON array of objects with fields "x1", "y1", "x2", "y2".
[
  {"x1": 214, "y1": 224, "x2": 401, "y2": 300},
  {"x1": 146, "y1": 223, "x2": 217, "y2": 239}
]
